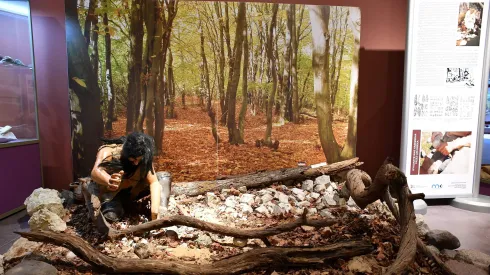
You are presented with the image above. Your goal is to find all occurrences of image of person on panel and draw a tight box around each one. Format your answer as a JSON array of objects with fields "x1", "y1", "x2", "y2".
[
  {"x1": 420, "y1": 131, "x2": 472, "y2": 175},
  {"x1": 83, "y1": 132, "x2": 172, "y2": 222}
]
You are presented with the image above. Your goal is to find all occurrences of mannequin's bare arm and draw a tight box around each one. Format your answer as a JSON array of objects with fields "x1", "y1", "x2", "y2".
[
  {"x1": 91, "y1": 147, "x2": 119, "y2": 191},
  {"x1": 146, "y1": 170, "x2": 161, "y2": 220}
]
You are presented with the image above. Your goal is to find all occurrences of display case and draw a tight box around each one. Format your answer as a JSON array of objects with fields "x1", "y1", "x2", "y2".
[
  {"x1": 0, "y1": 0, "x2": 38, "y2": 147},
  {"x1": 0, "y1": 0, "x2": 42, "y2": 218}
]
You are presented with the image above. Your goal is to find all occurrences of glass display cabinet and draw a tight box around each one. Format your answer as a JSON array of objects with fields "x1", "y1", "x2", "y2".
[{"x1": 0, "y1": 0, "x2": 42, "y2": 218}]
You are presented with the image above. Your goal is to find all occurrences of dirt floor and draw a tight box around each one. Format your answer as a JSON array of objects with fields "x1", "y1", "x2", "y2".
[{"x1": 105, "y1": 100, "x2": 348, "y2": 182}]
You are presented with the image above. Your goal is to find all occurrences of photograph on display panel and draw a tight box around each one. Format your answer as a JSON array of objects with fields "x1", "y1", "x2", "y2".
[
  {"x1": 419, "y1": 131, "x2": 472, "y2": 175},
  {"x1": 456, "y1": 2, "x2": 484, "y2": 46},
  {"x1": 66, "y1": 1, "x2": 360, "y2": 183}
]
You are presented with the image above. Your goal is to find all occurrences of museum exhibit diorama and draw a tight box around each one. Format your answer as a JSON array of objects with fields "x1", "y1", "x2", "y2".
[{"x1": 1, "y1": 0, "x2": 490, "y2": 274}]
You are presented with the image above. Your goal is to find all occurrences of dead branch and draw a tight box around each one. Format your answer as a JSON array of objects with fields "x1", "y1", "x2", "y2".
[
  {"x1": 173, "y1": 158, "x2": 361, "y2": 196},
  {"x1": 16, "y1": 230, "x2": 373, "y2": 274},
  {"x1": 106, "y1": 209, "x2": 336, "y2": 240}
]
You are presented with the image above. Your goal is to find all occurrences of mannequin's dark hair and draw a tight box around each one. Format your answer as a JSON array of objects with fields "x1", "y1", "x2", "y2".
[{"x1": 98, "y1": 132, "x2": 155, "y2": 180}]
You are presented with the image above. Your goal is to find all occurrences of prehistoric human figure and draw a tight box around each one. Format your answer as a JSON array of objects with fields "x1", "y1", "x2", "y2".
[{"x1": 82, "y1": 132, "x2": 172, "y2": 224}]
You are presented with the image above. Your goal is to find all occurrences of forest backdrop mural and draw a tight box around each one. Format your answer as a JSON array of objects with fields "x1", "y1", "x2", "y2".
[{"x1": 65, "y1": 0, "x2": 361, "y2": 182}]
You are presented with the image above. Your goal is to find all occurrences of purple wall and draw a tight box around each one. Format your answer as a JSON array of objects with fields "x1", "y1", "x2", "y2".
[
  {"x1": 30, "y1": 0, "x2": 73, "y2": 190},
  {"x1": 0, "y1": 144, "x2": 42, "y2": 214}
]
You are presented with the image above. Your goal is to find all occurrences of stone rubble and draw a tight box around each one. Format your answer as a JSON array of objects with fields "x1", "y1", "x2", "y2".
[
  {"x1": 28, "y1": 208, "x2": 67, "y2": 232},
  {"x1": 24, "y1": 188, "x2": 66, "y2": 217}
]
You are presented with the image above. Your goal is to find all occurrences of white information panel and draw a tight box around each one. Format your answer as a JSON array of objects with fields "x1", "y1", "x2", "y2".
[{"x1": 401, "y1": 0, "x2": 490, "y2": 198}]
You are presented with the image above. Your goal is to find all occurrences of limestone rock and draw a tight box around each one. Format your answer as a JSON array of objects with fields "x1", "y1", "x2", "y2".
[
  {"x1": 240, "y1": 204, "x2": 253, "y2": 214},
  {"x1": 5, "y1": 260, "x2": 57, "y2": 275},
  {"x1": 3, "y1": 238, "x2": 42, "y2": 262},
  {"x1": 206, "y1": 192, "x2": 220, "y2": 207},
  {"x1": 310, "y1": 192, "x2": 320, "y2": 200},
  {"x1": 415, "y1": 214, "x2": 430, "y2": 236},
  {"x1": 320, "y1": 209, "x2": 335, "y2": 219},
  {"x1": 446, "y1": 259, "x2": 487, "y2": 275},
  {"x1": 277, "y1": 192, "x2": 289, "y2": 204},
  {"x1": 24, "y1": 188, "x2": 65, "y2": 217},
  {"x1": 196, "y1": 234, "x2": 213, "y2": 246},
  {"x1": 28, "y1": 209, "x2": 67, "y2": 232},
  {"x1": 291, "y1": 188, "x2": 305, "y2": 201},
  {"x1": 302, "y1": 180, "x2": 314, "y2": 192},
  {"x1": 314, "y1": 175, "x2": 331, "y2": 186},
  {"x1": 347, "y1": 255, "x2": 379, "y2": 273},
  {"x1": 426, "y1": 230, "x2": 460, "y2": 250},
  {"x1": 456, "y1": 249, "x2": 490, "y2": 272},
  {"x1": 255, "y1": 205, "x2": 269, "y2": 214},
  {"x1": 261, "y1": 194, "x2": 273, "y2": 204},
  {"x1": 240, "y1": 194, "x2": 255, "y2": 205},
  {"x1": 314, "y1": 183, "x2": 326, "y2": 193}
]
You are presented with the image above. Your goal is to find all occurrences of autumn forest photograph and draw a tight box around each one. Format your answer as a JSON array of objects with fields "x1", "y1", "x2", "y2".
[{"x1": 66, "y1": 0, "x2": 361, "y2": 182}]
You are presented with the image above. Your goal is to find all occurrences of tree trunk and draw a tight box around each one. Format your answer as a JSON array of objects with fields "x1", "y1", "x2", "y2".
[
  {"x1": 167, "y1": 48, "x2": 176, "y2": 119},
  {"x1": 308, "y1": 5, "x2": 340, "y2": 163},
  {"x1": 291, "y1": 4, "x2": 300, "y2": 124},
  {"x1": 226, "y1": 2, "x2": 246, "y2": 145},
  {"x1": 238, "y1": 26, "x2": 249, "y2": 143},
  {"x1": 83, "y1": 0, "x2": 97, "y2": 47},
  {"x1": 66, "y1": 0, "x2": 104, "y2": 179},
  {"x1": 214, "y1": 3, "x2": 227, "y2": 126},
  {"x1": 126, "y1": 0, "x2": 144, "y2": 133},
  {"x1": 264, "y1": 4, "x2": 279, "y2": 145},
  {"x1": 144, "y1": 1, "x2": 163, "y2": 137},
  {"x1": 199, "y1": 17, "x2": 219, "y2": 144},
  {"x1": 331, "y1": 9, "x2": 349, "y2": 112},
  {"x1": 173, "y1": 158, "x2": 359, "y2": 196},
  {"x1": 103, "y1": 1, "x2": 115, "y2": 131},
  {"x1": 281, "y1": 4, "x2": 293, "y2": 124},
  {"x1": 154, "y1": 0, "x2": 178, "y2": 154},
  {"x1": 340, "y1": 8, "x2": 360, "y2": 160}
]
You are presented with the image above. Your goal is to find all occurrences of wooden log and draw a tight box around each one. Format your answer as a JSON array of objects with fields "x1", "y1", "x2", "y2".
[
  {"x1": 173, "y1": 158, "x2": 360, "y2": 196},
  {"x1": 16, "y1": 231, "x2": 373, "y2": 274},
  {"x1": 106, "y1": 209, "x2": 336, "y2": 240}
]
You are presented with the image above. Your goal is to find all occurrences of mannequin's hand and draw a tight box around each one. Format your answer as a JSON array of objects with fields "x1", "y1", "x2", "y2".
[{"x1": 108, "y1": 170, "x2": 124, "y2": 191}]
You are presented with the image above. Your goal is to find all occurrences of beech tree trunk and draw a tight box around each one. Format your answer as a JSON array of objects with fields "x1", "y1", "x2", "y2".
[
  {"x1": 103, "y1": 1, "x2": 115, "y2": 131},
  {"x1": 214, "y1": 2, "x2": 227, "y2": 126},
  {"x1": 167, "y1": 48, "x2": 176, "y2": 119},
  {"x1": 308, "y1": 5, "x2": 341, "y2": 163},
  {"x1": 291, "y1": 4, "x2": 300, "y2": 124},
  {"x1": 281, "y1": 4, "x2": 292, "y2": 123},
  {"x1": 340, "y1": 8, "x2": 360, "y2": 159},
  {"x1": 66, "y1": 0, "x2": 104, "y2": 179},
  {"x1": 226, "y1": 2, "x2": 246, "y2": 145},
  {"x1": 83, "y1": 0, "x2": 97, "y2": 47},
  {"x1": 238, "y1": 23, "x2": 249, "y2": 142},
  {"x1": 264, "y1": 4, "x2": 279, "y2": 145},
  {"x1": 126, "y1": 0, "x2": 144, "y2": 133}
]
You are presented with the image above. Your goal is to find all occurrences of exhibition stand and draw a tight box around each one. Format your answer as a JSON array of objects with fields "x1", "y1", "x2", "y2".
[{"x1": 401, "y1": 0, "x2": 490, "y2": 213}]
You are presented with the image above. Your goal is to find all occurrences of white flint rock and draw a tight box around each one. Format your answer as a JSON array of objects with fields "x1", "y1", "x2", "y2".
[
  {"x1": 416, "y1": 214, "x2": 430, "y2": 236},
  {"x1": 298, "y1": 201, "x2": 310, "y2": 208},
  {"x1": 278, "y1": 203, "x2": 292, "y2": 213},
  {"x1": 238, "y1": 186, "x2": 247, "y2": 193},
  {"x1": 240, "y1": 204, "x2": 253, "y2": 214},
  {"x1": 320, "y1": 209, "x2": 335, "y2": 219},
  {"x1": 255, "y1": 205, "x2": 269, "y2": 214},
  {"x1": 322, "y1": 195, "x2": 337, "y2": 206},
  {"x1": 291, "y1": 188, "x2": 306, "y2": 200},
  {"x1": 315, "y1": 175, "x2": 331, "y2": 186},
  {"x1": 225, "y1": 197, "x2": 238, "y2": 208},
  {"x1": 316, "y1": 202, "x2": 326, "y2": 210},
  {"x1": 271, "y1": 205, "x2": 284, "y2": 216},
  {"x1": 206, "y1": 193, "x2": 220, "y2": 207},
  {"x1": 28, "y1": 208, "x2": 67, "y2": 232},
  {"x1": 66, "y1": 251, "x2": 77, "y2": 260},
  {"x1": 314, "y1": 183, "x2": 326, "y2": 193},
  {"x1": 302, "y1": 180, "x2": 314, "y2": 191},
  {"x1": 3, "y1": 238, "x2": 42, "y2": 262},
  {"x1": 24, "y1": 188, "x2": 65, "y2": 217},
  {"x1": 310, "y1": 192, "x2": 320, "y2": 200},
  {"x1": 277, "y1": 192, "x2": 289, "y2": 204},
  {"x1": 240, "y1": 194, "x2": 255, "y2": 205},
  {"x1": 261, "y1": 194, "x2": 273, "y2": 203}
]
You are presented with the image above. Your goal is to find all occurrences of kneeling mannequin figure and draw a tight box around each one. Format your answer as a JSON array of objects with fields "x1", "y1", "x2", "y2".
[{"x1": 83, "y1": 132, "x2": 171, "y2": 223}]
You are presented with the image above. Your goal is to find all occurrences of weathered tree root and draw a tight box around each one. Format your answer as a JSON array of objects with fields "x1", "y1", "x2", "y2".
[
  {"x1": 172, "y1": 157, "x2": 361, "y2": 196},
  {"x1": 345, "y1": 158, "x2": 419, "y2": 275},
  {"x1": 16, "y1": 231, "x2": 373, "y2": 274},
  {"x1": 383, "y1": 188, "x2": 456, "y2": 275},
  {"x1": 106, "y1": 209, "x2": 336, "y2": 240}
]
